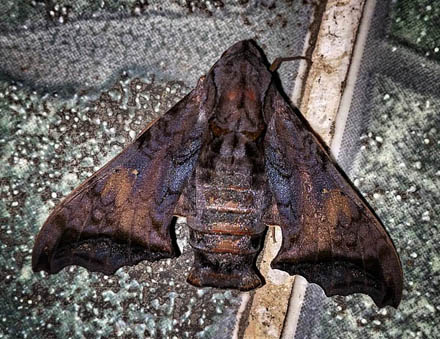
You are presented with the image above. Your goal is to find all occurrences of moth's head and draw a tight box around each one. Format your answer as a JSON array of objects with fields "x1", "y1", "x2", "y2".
[
  {"x1": 207, "y1": 40, "x2": 272, "y2": 139},
  {"x1": 219, "y1": 40, "x2": 265, "y2": 59},
  {"x1": 213, "y1": 40, "x2": 272, "y2": 85}
]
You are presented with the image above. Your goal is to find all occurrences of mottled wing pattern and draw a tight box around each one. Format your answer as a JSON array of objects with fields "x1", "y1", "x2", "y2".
[
  {"x1": 32, "y1": 78, "x2": 212, "y2": 275},
  {"x1": 263, "y1": 84, "x2": 403, "y2": 308}
]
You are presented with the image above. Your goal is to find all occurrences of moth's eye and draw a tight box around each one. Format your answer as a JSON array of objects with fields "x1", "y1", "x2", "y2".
[{"x1": 210, "y1": 121, "x2": 228, "y2": 137}]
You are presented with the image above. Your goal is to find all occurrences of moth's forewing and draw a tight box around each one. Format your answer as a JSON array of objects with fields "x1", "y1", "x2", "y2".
[{"x1": 32, "y1": 79, "x2": 211, "y2": 275}]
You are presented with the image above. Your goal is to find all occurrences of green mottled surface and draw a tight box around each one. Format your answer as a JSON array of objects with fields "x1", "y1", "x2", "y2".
[
  {"x1": 391, "y1": 0, "x2": 440, "y2": 60},
  {"x1": 0, "y1": 0, "x2": 309, "y2": 97},
  {"x1": 0, "y1": 0, "x2": 202, "y2": 28}
]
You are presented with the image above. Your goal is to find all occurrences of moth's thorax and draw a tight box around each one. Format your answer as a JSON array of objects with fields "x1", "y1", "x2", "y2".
[
  {"x1": 210, "y1": 86, "x2": 266, "y2": 138},
  {"x1": 208, "y1": 52, "x2": 272, "y2": 138}
]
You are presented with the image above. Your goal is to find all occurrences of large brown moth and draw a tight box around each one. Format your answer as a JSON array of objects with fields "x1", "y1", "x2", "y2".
[{"x1": 32, "y1": 40, "x2": 403, "y2": 308}]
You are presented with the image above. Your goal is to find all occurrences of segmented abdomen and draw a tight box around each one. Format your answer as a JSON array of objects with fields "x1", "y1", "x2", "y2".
[
  {"x1": 188, "y1": 183, "x2": 265, "y2": 254},
  {"x1": 186, "y1": 169, "x2": 268, "y2": 290}
]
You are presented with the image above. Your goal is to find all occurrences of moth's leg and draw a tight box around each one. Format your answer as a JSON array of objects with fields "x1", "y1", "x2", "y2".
[{"x1": 262, "y1": 197, "x2": 281, "y2": 226}]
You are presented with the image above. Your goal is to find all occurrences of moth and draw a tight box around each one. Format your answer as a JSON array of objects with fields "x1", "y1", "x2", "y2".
[{"x1": 33, "y1": 40, "x2": 403, "y2": 308}]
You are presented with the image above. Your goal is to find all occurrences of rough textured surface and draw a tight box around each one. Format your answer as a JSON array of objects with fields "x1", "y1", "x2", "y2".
[
  {"x1": 0, "y1": 0, "x2": 311, "y2": 98},
  {"x1": 390, "y1": 0, "x2": 440, "y2": 61},
  {"x1": 300, "y1": 0, "x2": 366, "y2": 144},
  {"x1": 243, "y1": 227, "x2": 294, "y2": 339}
]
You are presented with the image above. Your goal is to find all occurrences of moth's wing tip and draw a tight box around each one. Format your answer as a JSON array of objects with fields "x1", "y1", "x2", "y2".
[
  {"x1": 324, "y1": 281, "x2": 402, "y2": 309},
  {"x1": 32, "y1": 221, "x2": 62, "y2": 274},
  {"x1": 31, "y1": 245, "x2": 49, "y2": 273},
  {"x1": 271, "y1": 259, "x2": 402, "y2": 309},
  {"x1": 380, "y1": 294, "x2": 401, "y2": 309},
  {"x1": 32, "y1": 234, "x2": 178, "y2": 276}
]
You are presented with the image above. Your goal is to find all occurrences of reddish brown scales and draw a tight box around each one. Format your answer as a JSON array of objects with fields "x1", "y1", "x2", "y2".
[{"x1": 32, "y1": 40, "x2": 403, "y2": 308}]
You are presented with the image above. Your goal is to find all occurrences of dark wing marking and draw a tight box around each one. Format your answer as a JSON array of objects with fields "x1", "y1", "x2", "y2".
[
  {"x1": 263, "y1": 84, "x2": 403, "y2": 308},
  {"x1": 32, "y1": 78, "x2": 212, "y2": 275}
]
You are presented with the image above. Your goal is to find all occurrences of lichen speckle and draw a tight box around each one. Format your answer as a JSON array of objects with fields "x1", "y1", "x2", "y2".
[{"x1": 391, "y1": 0, "x2": 440, "y2": 61}]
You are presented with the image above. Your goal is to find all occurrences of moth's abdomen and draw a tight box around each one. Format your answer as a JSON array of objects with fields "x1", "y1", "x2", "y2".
[{"x1": 187, "y1": 182, "x2": 267, "y2": 290}]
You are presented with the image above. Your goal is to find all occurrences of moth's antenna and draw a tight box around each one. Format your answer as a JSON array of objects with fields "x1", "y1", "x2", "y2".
[{"x1": 269, "y1": 56, "x2": 312, "y2": 72}]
